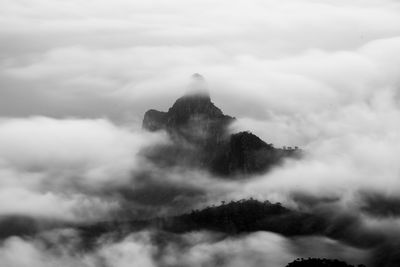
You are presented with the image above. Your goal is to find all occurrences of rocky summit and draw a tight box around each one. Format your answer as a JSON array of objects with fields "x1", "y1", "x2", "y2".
[{"x1": 142, "y1": 74, "x2": 300, "y2": 176}]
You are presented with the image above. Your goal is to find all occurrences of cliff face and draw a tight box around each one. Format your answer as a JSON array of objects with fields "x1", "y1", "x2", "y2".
[
  {"x1": 211, "y1": 132, "x2": 278, "y2": 175},
  {"x1": 142, "y1": 109, "x2": 167, "y2": 131},
  {"x1": 142, "y1": 76, "x2": 299, "y2": 176}
]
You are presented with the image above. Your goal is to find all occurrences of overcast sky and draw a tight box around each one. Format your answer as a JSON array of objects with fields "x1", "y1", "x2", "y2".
[{"x1": 1, "y1": 0, "x2": 400, "y2": 125}]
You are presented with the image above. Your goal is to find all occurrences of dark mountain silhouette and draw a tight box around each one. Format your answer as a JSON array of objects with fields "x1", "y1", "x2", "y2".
[
  {"x1": 160, "y1": 199, "x2": 327, "y2": 236},
  {"x1": 286, "y1": 258, "x2": 366, "y2": 267},
  {"x1": 75, "y1": 199, "x2": 326, "y2": 249},
  {"x1": 142, "y1": 74, "x2": 300, "y2": 176},
  {"x1": 0, "y1": 200, "x2": 372, "y2": 266},
  {"x1": 77, "y1": 199, "x2": 380, "y2": 248}
]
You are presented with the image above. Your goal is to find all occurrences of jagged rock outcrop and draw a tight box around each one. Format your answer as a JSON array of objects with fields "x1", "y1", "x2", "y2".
[
  {"x1": 142, "y1": 109, "x2": 167, "y2": 131},
  {"x1": 143, "y1": 93, "x2": 234, "y2": 146},
  {"x1": 142, "y1": 74, "x2": 299, "y2": 176}
]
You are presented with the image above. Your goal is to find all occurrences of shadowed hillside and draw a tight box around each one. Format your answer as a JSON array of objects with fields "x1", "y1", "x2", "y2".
[{"x1": 162, "y1": 199, "x2": 326, "y2": 236}]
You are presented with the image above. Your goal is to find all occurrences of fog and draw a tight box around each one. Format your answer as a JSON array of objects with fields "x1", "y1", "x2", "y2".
[{"x1": 0, "y1": 231, "x2": 368, "y2": 267}]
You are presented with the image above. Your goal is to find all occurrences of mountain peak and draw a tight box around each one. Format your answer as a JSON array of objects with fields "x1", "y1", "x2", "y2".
[
  {"x1": 192, "y1": 73, "x2": 204, "y2": 79},
  {"x1": 184, "y1": 73, "x2": 210, "y2": 98},
  {"x1": 143, "y1": 74, "x2": 233, "y2": 131},
  {"x1": 142, "y1": 75, "x2": 299, "y2": 176}
]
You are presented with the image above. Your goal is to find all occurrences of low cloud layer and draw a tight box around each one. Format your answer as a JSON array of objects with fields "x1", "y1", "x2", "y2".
[
  {"x1": 0, "y1": 230, "x2": 368, "y2": 267},
  {"x1": 0, "y1": 117, "x2": 167, "y2": 221}
]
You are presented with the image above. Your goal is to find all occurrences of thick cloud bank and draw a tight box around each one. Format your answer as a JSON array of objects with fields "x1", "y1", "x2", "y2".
[
  {"x1": 0, "y1": 230, "x2": 368, "y2": 267},
  {"x1": 0, "y1": 117, "x2": 166, "y2": 221}
]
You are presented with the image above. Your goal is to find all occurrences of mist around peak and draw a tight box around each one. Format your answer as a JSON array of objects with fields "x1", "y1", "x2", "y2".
[
  {"x1": 142, "y1": 79, "x2": 300, "y2": 177},
  {"x1": 184, "y1": 73, "x2": 210, "y2": 98}
]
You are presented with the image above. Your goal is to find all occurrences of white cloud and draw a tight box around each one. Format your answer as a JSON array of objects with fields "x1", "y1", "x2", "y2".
[
  {"x1": 0, "y1": 117, "x2": 166, "y2": 221},
  {"x1": 1, "y1": 0, "x2": 400, "y2": 120},
  {"x1": 0, "y1": 231, "x2": 368, "y2": 267},
  {"x1": 0, "y1": 117, "x2": 162, "y2": 182},
  {"x1": 0, "y1": 232, "x2": 156, "y2": 267}
]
